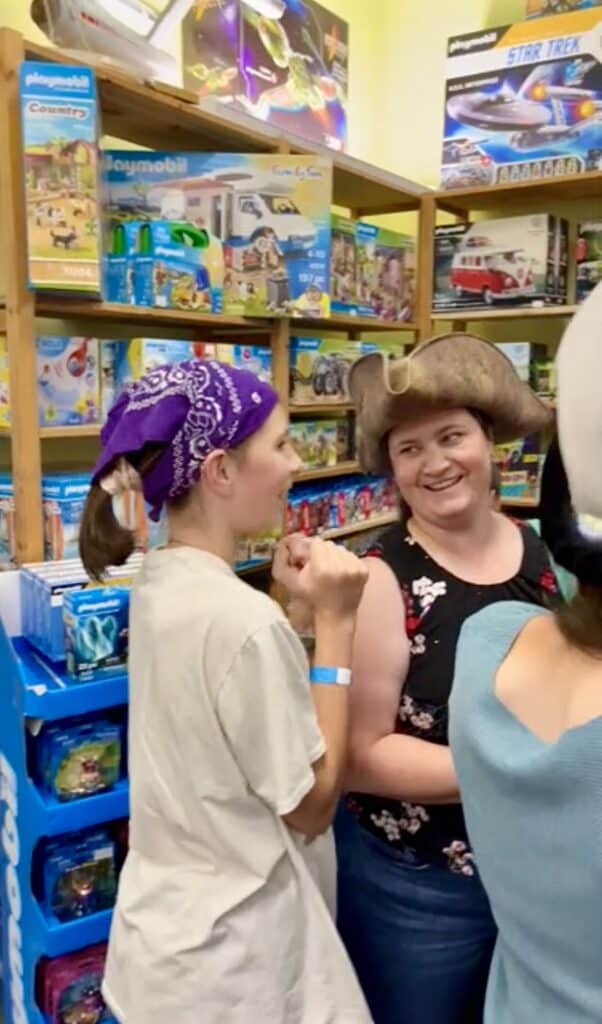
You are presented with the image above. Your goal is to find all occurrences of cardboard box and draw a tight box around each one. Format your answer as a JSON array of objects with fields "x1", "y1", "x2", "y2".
[
  {"x1": 36, "y1": 337, "x2": 101, "y2": 428},
  {"x1": 289, "y1": 420, "x2": 338, "y2": 469},
  {"x1": 215, "y1": 344, "x2": 272, "y2": 383},
  {"x1": 0, "y1": 474, "x2": 15, "y2": 566},
  {"x1": 290, "y1": 337, "x2": 362, "y2": 404},
  {"x1": 20, "y1": 62, "x2": 101, "y2": 295},
  {"x1": 42, "y1": 473, "x2": 90, "y2": 561},
  {"x1": 181, "y1": 0, "x2": 349, "y2": 152},
  {"x1": 0, "y1": 336, "x2": 8, "y2": 430},
  {"x1": 495, "y1": 341, "x2": 548, "y2": 385},
  {"x1": 330, "y1": 213, "x2": 357, "y2": 314},
  {"x1": 576, "y1": 220, "x2": 602, "y2": 301},
  {"x1": 441, "y1": 9, "x2": 602, "y2": 190},
  {"x1": 103, "y1": 151, "x2": 332, "y2": 318},
  {"x1": 433, "y1": 215, "x2": 568, "y2": 312},
  {"x1": 494, "y1": 436, "x2": 545, "y2": 502},
  {"x1": 356, "y1": 223, "x2": 415, "y2": 321}
]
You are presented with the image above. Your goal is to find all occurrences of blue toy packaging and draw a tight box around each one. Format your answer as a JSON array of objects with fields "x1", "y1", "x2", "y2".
[
  {"x1": 0, "y1": 474, "x2": 15, "y2": 565},
  {"x1": 19, "y1": 61, "x2": 101, "y2": 296},
  {"x1": 35, "y1": 716, "x2": 122, "y2": 802},
  {"x1": 215, "y1": 343, "x2": 272, "y2": 383},
  {"x1": 442, "y1": 8, "x2": 602, "y2": 189},
  {"x1": 42, "y1": 473, "x2": 91, "y2": 561},
  {"x1": 36, "y1": 337, "x2": 101, "y2": 428},
  {"x1": 37, "y1": 942, "x2": 114, "y2": 1024},
  {"x1": 102, "y1": 219, "x2": 142, "y2": 304},
  {"x1": 102, "y1": 150, "x2": 332, "y2": 317},
  {"x1": 39, "y1": 827, "x2": 117, "y2": 922},
  {"x1": 64, "y1": 587, "x2": 130, "y2": 680}
]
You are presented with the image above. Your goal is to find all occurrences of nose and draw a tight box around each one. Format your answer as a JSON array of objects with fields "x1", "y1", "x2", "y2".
[{"x1": 421, "y1": 445, "x2": 452, "y2": 478}]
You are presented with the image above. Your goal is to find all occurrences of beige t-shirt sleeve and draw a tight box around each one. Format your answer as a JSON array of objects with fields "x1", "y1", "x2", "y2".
[{"x1": 216, "y1": 618, "x2": 326, "y2": 816}]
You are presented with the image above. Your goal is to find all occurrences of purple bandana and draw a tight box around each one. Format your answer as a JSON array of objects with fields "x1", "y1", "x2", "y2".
[{"x1": 92, "y1": 359, "x2": 279, "y2": 520}]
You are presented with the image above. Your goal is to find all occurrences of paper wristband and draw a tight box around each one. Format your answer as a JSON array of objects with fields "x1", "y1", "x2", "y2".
[{"x1": 309, "y1": 666, "x2": 352, "y2": 686}]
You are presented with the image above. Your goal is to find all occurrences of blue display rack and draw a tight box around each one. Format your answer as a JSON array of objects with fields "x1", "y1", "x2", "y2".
[{"x1": 0, "y1": 618, "x2": 129, "y2": 1024}]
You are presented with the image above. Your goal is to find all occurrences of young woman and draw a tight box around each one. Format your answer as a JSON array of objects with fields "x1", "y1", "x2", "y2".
[
  {"x1": 78, "y1": 359, "x2": 371, "y2": 1024},
  {"x1": 450, "y1": 287, "x2": 602, "y2": 1022},
  {"x1": 334, "y1": 335, "x2": 557, "y2": 1024}
]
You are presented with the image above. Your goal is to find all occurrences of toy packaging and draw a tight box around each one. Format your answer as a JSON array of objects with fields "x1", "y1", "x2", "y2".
[
  {"x1": 527, "y1": 1, "x2": 602, "y2": 17},
  {"x1": 181, "y1": 0, "x2": 349, "y2": 152},
  {"x1": 575, "y1": 220, "x2": 602, "y2": 300},
  {"x1": 494, "y1": 342, "x2": 548, "y2": 385},
  {"x1": 103, "y1": 150, "x2": 332, "y2": 318},
  {"x1": 215, "y1": 343, "x2": 272, "y2": 383},
  {"x1": 19, "y1": 61, "x2": 101, "y2": 295},
  {"x1": 356, "y1": 223, "x2": 416, "y2": 321},
  {"x1": 236, "y1": 526, "x2": 281, "y2": 568},
  {"x1": 40, "y1": 827, "x2": 117, "y2": 922},
  {"x1": 37, "y1": 942, "x2": 113, "y2": 1024},
  {"x1": 433, "y1": 215, "x2": 568, "y2": 311},
  {"x1": 290, "y1": 337, "x2": 362, "y2": 404},
  {"x1": 42, "y1": 473, "x2": 91, "y2": 561},
  {"x1": 289, "y1": 420, "x2": 338, "y2": 469},
  {"x1": 103, "y1": 219, "x2": 142, "y2": 305},
  {"x1": 0, "y1": 334, "x2": 8, "y2": 429},
  {"x1": 330, "y1": 214, "x2": 357, "y2": 314},
  {"x1": 64, "y1": 586, "x2": 130, "y2": 680},
  {"x1": 36, "y1": 336, "x2": 101, "y2": 428},
  {"x1": 0, "y1": 474, "x2": 15, "y2": 565},
  {"x1": 36, "y1": 717, "x2": 122, "y2": 802},
  {"x1": 441, "y1": 8, "x2": 602, "y2": 190},
  {"x1": 494, "y1": 435, "x2": 545, "y2": 502},
  {"x1": 286, "y1": 474, "x2": 398, "y2": 535}
]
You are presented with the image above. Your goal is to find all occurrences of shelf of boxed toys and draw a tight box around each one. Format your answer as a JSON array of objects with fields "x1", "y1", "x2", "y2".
[
  {"x1": 296, "y1": 461, "x2": 361, "y2": 483},
  {"x1": 322, "y1": 511, "x2": 399, "y2": 541},
  {"x1": 431, "y1": 171, "x2": 602, "y2": 214},
  {"x1": 431, "y1": 305, "x2": 578, "y2": 323}
]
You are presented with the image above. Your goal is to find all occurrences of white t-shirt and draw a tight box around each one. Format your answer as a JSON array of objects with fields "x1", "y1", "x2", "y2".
[{"x1": 103, "y1": 547, "x2": 371, "y2": 1024}]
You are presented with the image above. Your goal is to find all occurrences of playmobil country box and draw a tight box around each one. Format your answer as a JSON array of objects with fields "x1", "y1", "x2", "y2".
[
  {"x1": 102, "y1": 151, "x2": 332, "y2": 318},
  {"x1": 441, "y1": 8, "x2": 602, "y2": 190},
  {"x1": 181, "y1": 0, "x2": 349, "y2": 153},
  {"x1": 20, "y1": 62, "x2": 101, "y2": 295},
  {"x1": 433, "y1": 214, "x2": 568, "y2": 312}
]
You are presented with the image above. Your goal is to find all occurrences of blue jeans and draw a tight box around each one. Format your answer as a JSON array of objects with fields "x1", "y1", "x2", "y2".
[{"x1": 335, "y1": 804, "x2": 496, "y2": 1024}]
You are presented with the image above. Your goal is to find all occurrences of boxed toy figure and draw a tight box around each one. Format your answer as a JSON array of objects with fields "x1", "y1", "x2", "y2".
[
  {"x1": 289, "y1": 420, "x2": 338, "y2": 469},
  {"x1": 20, "y1": 62, "x2": 101, "y2": 295},
  {"x1": 330, "y1": 214, "x2": 357, "y2": 314},
  {"x1": 41, "y1": 827, "x2": 117, "y2": 922},
  {"x1": 64, "y1": 587, "x2": 130, "y2": 680},
  {"x1": 433, "y1": 215, "x2": 568, "y2": 311},
  {"x1": 494, "y1": 342, "x2": 548, "y2": 384},
  {"x1": 441, "y1": 8, "x2": 602, "y2": 190},
  {"x1": 36, "y1": 336, "x2": 101, "y2": 427},
  {"x1": 215, "y1": 343, "x2": 272, "y2": 383},
  {"x1": 356, "y1": 223, "x2": 415, "y2": 321},
  {"x1": 103, "y1": 150, "x2": 332, "y2": 318},
  {"x1": 36, "y1": 717, "x2": 122, "y2": 801},
  {"x1": 494, "y1": 435, "x2": 545, "y2": 502},
  {"x1": 37, "y1": 942, "x2": 111, "y2": 1024},
  {"x1": 181, "y1": 0, "x2": 349, "y2": 152},
  {"x1": 575, "y1": 220, "x2": 602, "y2": 300},
  {"x1": 0, "y1": 474, "x2": 15, "y2": 565},
  {"x1": 42, "y1": 473, "x2": 91, "y2": 561},
  {"x1": 135, "y1": 220, "x2": 223, "y2": 313},
  {"x1": 290, "y1": 337, "x2": 362, "y2": 404}
]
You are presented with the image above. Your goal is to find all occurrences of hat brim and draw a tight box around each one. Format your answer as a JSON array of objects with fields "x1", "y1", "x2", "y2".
[{"x1": 350, "y1": 334, "x2": 553, "y2": 474}]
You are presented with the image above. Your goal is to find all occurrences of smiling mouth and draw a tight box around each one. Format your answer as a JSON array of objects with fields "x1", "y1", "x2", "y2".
[{"x1": 424, "y1": 476, "x2": 463, "y2": 493}]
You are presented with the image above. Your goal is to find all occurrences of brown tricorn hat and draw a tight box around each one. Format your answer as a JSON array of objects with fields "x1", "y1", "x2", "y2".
[{"x1": 349, "y1": 333, "x2": 552, "y2": 474}]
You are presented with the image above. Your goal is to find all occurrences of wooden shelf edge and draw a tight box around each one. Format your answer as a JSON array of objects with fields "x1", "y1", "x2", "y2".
[
  {"x1": 299, "y1": 315, "x2": 418, "y2": 333},
  {"x1": 35, "y1": 299, "x2": 272, "y2": 332},
  {"x1": 40, "y1": 425, "x2": 102, "y2": 439},
  {"x1": 290, "y1": 402, "x2": 354, "y2": 416},
  {"x1": 295, "y1": 461, "x2": 360, "y2": 483},
  {"x1": 501, "y1": 497, "x2": 539, "y2": 509},
  {"x1": 431, "y1": 305, "x2": 577, "y2": 323},
  {"x1": 431, "y1": 170, "x2": 602, "y2": 210},
  {"x1": 322, "y1": 512, "x2": 399, "y2": 540}
]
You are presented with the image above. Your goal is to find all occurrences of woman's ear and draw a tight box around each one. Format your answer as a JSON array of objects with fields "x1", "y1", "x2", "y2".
[{"x1": 201, "y1": 449, "x2": 235, "y2": 497}]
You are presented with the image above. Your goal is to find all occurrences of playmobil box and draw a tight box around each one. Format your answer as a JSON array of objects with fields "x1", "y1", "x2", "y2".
[
  {"x1": 36, "y1": 337, "x2": 101, "y2": 428},
  {"x1": 19, "y1": 61, "x2": 101, "y2": 295},
  {"x1": 215, "y1": 344, "x2": 272, "y2": 383},
  {"x1": 42, "y1": 473, "x2": 91, "y2": 561},
  {"x1": 289, "y1": 420, "x2": 338, "y2": 469},
  {"x1": 103, "y1": 220, "x2": 142, "y2": 304},
  {"x1": 330, "y1": 213, "x2": 357, "y2": 314},
  {"x1": 441, "y1": 9, "x2": 602, "y2": 190},
  {"x1": 575, "y1": 220, "x2": 602, "y2": 300},
  {"x1": 0, "y1": 474, "x2": 15, "y2": 566},
  {"x1": 433, "y1": 214, "x2": 568, "y2": 312},
  {"x1": 356, "y1": 223, "x2": 415, "y2": 321},
  {"x1": 290, "y1": 337, "x2": 362, "y2": 404},
  {"x1": 102, "y1": 150, "x2": 332, "y2": 318},
  {"x1": 494, "y1": 341, "x2": 548, "y2": 385},
  {"x1": 494, "y1": 435, "x2": 545, "y2": 502},
  {"x1": 181, "y1": 0, "x2": 349, "y2": 152},
  {"x1": 64, "y1": 586, "x2": 130, "y2": 680},
  {"x1": 0, "y1": 334, "x2": 9, "y2": 430},
  {"x1": 527, "y1": 1, "x2": 602, "y2": 18}
]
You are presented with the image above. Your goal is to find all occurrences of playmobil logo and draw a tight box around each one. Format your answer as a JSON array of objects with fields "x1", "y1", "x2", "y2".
[
  {"x1": 105, "y1": 154, "x2": 188, "y2": 175},
  {"x1": 75, "y1": 598, "x2": 122, "y2": 613},
  {"x1": 449, "y1": 32, "x2": 497, "y2": 55},
  {"x1": 0, "y1": 753, "x2": 27, "y2": 1024},
  {"x1": 26, "y1": 100, "x2": 89, "y2": 121},
  {"x1": 25, "y1": 70, "x2": 89, "y2": 91}
]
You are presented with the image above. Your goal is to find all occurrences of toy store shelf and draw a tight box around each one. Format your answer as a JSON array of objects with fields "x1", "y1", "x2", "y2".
[
  {"x1": 236, "y1": 559, "x2": 272, "y2": 576},
  {"x1": 33, "y1": 902, "x2": 113, "y2": 960},
  {"x1": 432, "y1": 171, "x2": 602, "y2": 212},
  {"x1": 40, "y1": 425, "x2": 102, "y2": 440},
  {"x1": 291, "y1": 402, "x2": 354, "y2": 416},
  {"x1": 322, "y1": 512, "x2": 398, "y2": 541},
  {"x1": 501, "y1": 497, "x2": 539, "y2": 509},
  {"x1": 297, "y1": 314, "x2": 418, "y2": 333},
  {"x1": 34, "y1": 298, "x2": 271, "y2": 334},
  {"x1": 431, "y1": 305, "x2": 578, "y2": 323},
  {"x1": 13, "y1": 638, "x2": 128, "y2": 720},
  {"x1": 296, "y1": 461, "x2": 360, "y2": 483},
  {"x1": 24, "y1": 41, "x2": 427, "y2": 212},
  {"x1": 33, "y1": 780, "x2": 129, "y2": 838}
]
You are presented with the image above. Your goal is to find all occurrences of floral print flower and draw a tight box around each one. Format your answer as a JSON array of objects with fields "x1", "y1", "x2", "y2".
[
  {"x1": 410, "y1": 633, "x2": 426, "y2": 656},
  {"x1": 443, "y1": 840, "x2": 475, "y2": 877}
]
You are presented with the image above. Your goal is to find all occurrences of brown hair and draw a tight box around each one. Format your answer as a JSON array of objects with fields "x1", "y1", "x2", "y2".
[
  {"x1": 555, "y1": 585, "x2": 602, "y2": 658},
  {"x1": 79, "y1": 443, "x2": 168, "y2": 580}
]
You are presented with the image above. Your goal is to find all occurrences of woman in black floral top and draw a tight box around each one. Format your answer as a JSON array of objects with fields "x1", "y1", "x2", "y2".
[{"x1": 335, "y1": 337, "x2": 557, "y2": 1024}]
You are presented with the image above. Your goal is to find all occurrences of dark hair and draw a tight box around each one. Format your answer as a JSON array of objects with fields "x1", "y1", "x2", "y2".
[
  {"x1": 555, "y1": 586, "x2": 602, "y2": 658},
  {"x1": 79, "y1": 443, "x2": 168, "y2": 580}
]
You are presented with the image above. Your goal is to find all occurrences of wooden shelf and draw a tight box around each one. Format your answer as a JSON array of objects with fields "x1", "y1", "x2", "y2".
[
  {"x1": 433, "y1": 171, "x2": 602, "y2": 212},
  {"x1": 431, "y1": 305, "x2": 577, "y2": 323},
  {"x1": 297, "y1": 314, "x2": 417, "y2": 333},
  {"x1": 24, "y1": 40, "x2": 426, "y2": 214},
  {"x1": 39, "y1": 424, "x2": 102, "y2": 439},
  {"x1": 236, "y1": 559, "x2": 272, "y2": 576},
  {"x1": 322, "y1": 512, "x2": 398, "y2": 540},
  {"x1": 296, "y1": 461, "x2": 360, "y2": 483},
  {"x1": 290, "y1": 402, "x2": 354, "y2": 416},
  {"x1": 34, "y1": 299, "x2": 271, "y2": 333},
  {"x1": 501, "y1": 497, "x2": 539, "y2": 509}
]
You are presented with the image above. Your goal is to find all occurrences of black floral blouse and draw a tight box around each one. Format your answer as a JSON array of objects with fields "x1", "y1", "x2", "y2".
[{"x1": 347, "y1": 520, "x2": 559, "y2": 875}]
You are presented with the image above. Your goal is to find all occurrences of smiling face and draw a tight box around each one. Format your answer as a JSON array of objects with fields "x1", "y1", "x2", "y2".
[{"x1": 387, "y1": 407, "x2": 493, "y2": 528}]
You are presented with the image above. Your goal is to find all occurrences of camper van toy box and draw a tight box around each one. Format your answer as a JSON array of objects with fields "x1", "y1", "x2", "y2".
[
  {"x1": 289, "y1": 337, "x2": 362, "y2": 404},
  {"x1": 181, "y1": 0, "x2": 349, "y2": 152},
  {"x1": 575, "y1": 220, "x2": 602, "y2": 300},
  {"x1": 433, "y1": 214, "x2": 568, "y2": 312},
  {"x1": 330, "y1": 213, "x2": 357, "y2": 314},
  {"x1": 102, "y1": 151, "x2": 332, "y2": 318},
  {"x1": 20, "y1": 61, "x2": 101, "y2": 296},
  {"x1": 356, "y1": 223, "x2": 415, "y2": 321},
  {"x1": 441, "y1": 8, "x2": 602, "y2": 190}
]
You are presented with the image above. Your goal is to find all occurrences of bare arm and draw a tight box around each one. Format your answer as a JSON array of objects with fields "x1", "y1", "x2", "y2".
[{"x1": 345, "y1": 558, "x2": 460, "y2": 805}]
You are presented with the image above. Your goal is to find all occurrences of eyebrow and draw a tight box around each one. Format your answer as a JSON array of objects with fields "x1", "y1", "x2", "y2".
[{"x1": 394, "y1": 422, "x2": 466, "y2": 446}]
